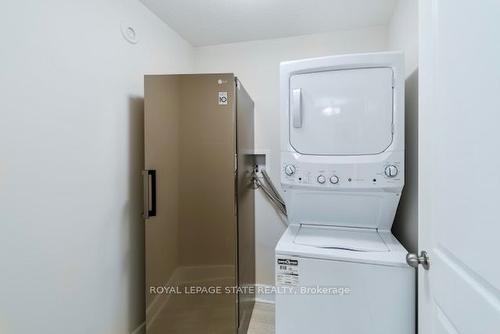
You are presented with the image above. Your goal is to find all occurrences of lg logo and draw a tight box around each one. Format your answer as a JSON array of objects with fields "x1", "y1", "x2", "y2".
[{"x1": 218, "y1": 92, "x2": 228, "y2": 105}]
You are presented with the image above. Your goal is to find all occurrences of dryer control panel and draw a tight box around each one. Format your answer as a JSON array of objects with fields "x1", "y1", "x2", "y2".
[{"x1": 281, "y1": 155, "x2": 404, "y2": 190}]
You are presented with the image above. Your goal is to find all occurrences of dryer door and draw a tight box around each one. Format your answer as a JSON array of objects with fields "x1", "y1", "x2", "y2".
[{"x1": 289, "y1": 67, "x2": 394, "y2": 155}]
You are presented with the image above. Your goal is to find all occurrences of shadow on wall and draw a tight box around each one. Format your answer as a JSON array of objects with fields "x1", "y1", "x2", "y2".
[
  {"x1": 393, "y1": 69, "x2": 419, "y2": 254},
  {"x1": 127, "y1": 96, "x2": 146, "y2": 333}
]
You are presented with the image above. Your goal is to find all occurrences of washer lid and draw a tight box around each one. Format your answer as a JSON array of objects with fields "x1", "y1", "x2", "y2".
[{"x1": 293, "y1": 225, "x2": 389, "y2": 252}]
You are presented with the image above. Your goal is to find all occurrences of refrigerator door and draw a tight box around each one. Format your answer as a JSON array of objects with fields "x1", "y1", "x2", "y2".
[
  {"x1": 235, "y1": 79, "x2": 255, "y2": 334},
  {"x1": 144, "y1": 74, "x2": 237, "y2": 334}
]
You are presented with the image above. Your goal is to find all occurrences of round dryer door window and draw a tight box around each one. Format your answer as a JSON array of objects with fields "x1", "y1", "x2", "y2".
[{"x1": 289, "y1": 67, "x2": 394, "y2": 155}]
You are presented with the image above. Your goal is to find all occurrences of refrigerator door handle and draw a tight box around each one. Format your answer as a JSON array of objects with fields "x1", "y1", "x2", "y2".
[
  {"x1": 142, "y1": 170, "x2": 157, "y2": 219},
  {"x1": 292, "y1": 88, "x2": 302, "y2": 128}
]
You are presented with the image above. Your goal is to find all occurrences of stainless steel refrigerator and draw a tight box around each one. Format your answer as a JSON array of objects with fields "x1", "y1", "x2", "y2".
[{"x1": 143, "y1": 74, "x2": 255, "y2": 334}]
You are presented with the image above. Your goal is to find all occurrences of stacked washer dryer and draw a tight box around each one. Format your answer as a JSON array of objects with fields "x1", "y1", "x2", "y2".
[{"x1": 275, "y1": 52, "x2": 415, "y2": 334}]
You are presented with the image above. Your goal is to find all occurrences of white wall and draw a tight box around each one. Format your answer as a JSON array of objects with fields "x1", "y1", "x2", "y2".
[
  {"x1": 194, "y1": 27, "x2": 390, "y2": 287},
  {"x1": 389, "y1": 0, "x2": 419, "y2": 75},
  {"x1": 389, "y1": 0, "x2": 419, "y2": 253},
  {"x1": 0, "y1": 1, "x2": 193, "y2": 333}
]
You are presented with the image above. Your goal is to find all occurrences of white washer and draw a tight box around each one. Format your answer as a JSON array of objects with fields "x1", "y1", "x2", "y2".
[{"x1": 276, "y1": 52, "x2": 415, "y2": 334}]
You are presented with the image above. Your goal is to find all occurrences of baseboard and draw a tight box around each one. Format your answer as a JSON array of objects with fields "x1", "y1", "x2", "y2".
[{"x1": 254, "y1": 284, "x2": 276, "y2": 304}]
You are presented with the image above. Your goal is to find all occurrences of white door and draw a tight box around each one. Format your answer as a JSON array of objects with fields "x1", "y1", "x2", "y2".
[
  {"x1": 419, "y1": 1, "x2": 500, "y2": 333},
  {"x1": 289, "y1": 68, "x2": 394, "y2": 155}
]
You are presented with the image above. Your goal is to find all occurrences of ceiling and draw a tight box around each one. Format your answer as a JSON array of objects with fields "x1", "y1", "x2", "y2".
[{"x1": 141, "y1": 0, "x2": 398, "y2": 47}]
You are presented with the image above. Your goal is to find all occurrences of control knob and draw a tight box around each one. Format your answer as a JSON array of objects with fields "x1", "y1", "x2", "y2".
[
  {"x1": 285, "y1": 164, "x2": 296, "y2": 176},
  {"x1": 385, "y1": 165, "x2": 399, "y2": 178},
  {"x1": 317, "y1": 175, "x2": 326, "y2": 184},
  {"x1": 330, "y1": 175, "x2": 339, "y2": 184}
]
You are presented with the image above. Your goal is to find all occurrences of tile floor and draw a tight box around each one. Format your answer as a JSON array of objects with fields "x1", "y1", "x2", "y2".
[
  {"x1": 247, "y1": 302, "x2": 275, "y2": 334},
  {"x1": 148, "y1": 292, "x2": 275, "y2": 334}
]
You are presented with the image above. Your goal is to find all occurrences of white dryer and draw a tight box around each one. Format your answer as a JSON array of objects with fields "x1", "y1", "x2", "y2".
[{"x1": 275, "y1": 52, "x2": 415, "y2": 334}]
